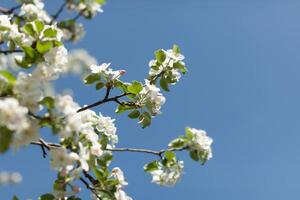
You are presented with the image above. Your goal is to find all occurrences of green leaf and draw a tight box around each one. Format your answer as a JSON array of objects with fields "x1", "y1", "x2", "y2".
[
  {"x1": 173, "y1": 44, "x2": 180, "y2": 54},
  {"x1": 144, "y1": 161, "x2": 159, "y2": 172},
  {"x1": 173, "y1": 62, "x2": 187, "y2": 74},
  {"x1": 189, "y1": 150, "x2": 199, "y2": 161},
  {"x1": 36, "y1": 40, "x2": 53, "y2": 54},
  {"x1": 128, "y1": 110, "x2": 140, "y2": 119},
  {"x1": 12, "y1": 196, "x2": 19, "y2": 200},
  {"x1": 0, "y1": 70, "x2": 16, "y2": 84},
  {"x1": 34, "y1": 20, "x2": 44, "y2": 33},
  {"x1": 96, "y1": 82, "x2": 105, "y2": 90},
  {"x1": 23, "y1": 23, "x2": 35, "y2": 36},
  {"x1": 115, "y1": 104, "x2": 132, "y2": 114},
  {"x1": 39, "y1": 96, "x2": 55, "y2": 109},
  {"x1": 185, "y1": 127, "x2": 194, "y2": 139},
  {"x1": 127, "y1": 81, "x2": 143, "y2": 95},
  {"x1": 160, "y1": 76, "x2": 170, "y2": 92},
  {"x1": 22, "y1": 46, "x2": 39, "y2": 64},
  {"x1": 84, "y1": 73, "x2": 100, "y2": 85},
  {"x1": 155, "y1": 49, "x2": 166, "y2": 64},
  {"x1": 168, "y1": 138, "x2": 186, "y2": 149},
  {"x1": 0, "y1": 26, "x2": 10, "y2": 31},
  {"x1": 0, "y1": 127, "x2": 13, "y2": 153},
  {"x1": 39, "y1": 193, "x2": 55, "y2": 200},
  {"x1": 43, "y1": 28, "x2": 57, "y2": 38},
  {"x1": 93, "y1": 168, "x2": 108, "y2": 183},
  {"x1": 164, "y1": 151, "x2": 175, "y2": 161},
  {"x1": 138, "y1": 112, "x2": 152, "y2": 128}
]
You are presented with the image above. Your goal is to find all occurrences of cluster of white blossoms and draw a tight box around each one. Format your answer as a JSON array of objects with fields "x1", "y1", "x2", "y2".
[
  {"x1": 0, "y1": 171, "x2": 22, "y2": 185},
  {"x1": 50, "y1": 94, "x2": 118, "y2": 171},
  {"x1": 15, "y1": 72, "x2": 43, "y2": 112},
  {"x1": 150, "y1": 160, "x2": 184, "y2": 186},
  {"x1": 0, "y1": 53, "x2": 21, "y2": 71},
  {"x1": 0, "y1": 98, "x2": 40, "y2": 148},
  {"x1": 148, "y1": 46, "x2": 187, "y2": 87},
  {"x1": 66, "y1": 49, "x2": 97, "y2": 74},
  {"x1": 186, "y1": 127, "x2": 213, "y2": 161},
  {"x1": 0, "y1": 98, "x2": 29, "y2": 132},
  {"x1": 138, "y1": 80, "x2": 166, "y2": 115},
  {"x1": 0, "y1": 15, "x2": 32, "y2": 46},
  {"x1": 67, "y1": 0, "x2": 104, "y2": 18},
  {"x1": 34, "y1": 46, "x2": 68, "y2": 80},
  {"x1": 110, "y1": 167, "x2": 133, "y2": 200},
  {"x1": 90, "y1": 63, "x2": 125, "y2": 80},
  {"x1": 20, "y1": 0, "x2": 51, "y2": 23}
]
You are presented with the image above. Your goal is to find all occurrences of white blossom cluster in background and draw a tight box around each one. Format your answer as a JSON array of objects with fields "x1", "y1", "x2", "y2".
[
  {"x1": 0, "y1": 1, "x2": 213, "y2": 199},
  {"x1": 20, "y1": 0, "x2": 51, "y2": 23},
  {"x1": 0, "y1": 171, "x2": 22, "y2": 185},
  {"x1": 66, "y1": 0, "x2": 105, "y2": 18}
]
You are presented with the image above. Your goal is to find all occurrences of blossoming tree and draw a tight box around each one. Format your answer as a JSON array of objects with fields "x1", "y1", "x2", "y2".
[{"x1": 0, "y1": 1, "x2": 213, "y2": 199}]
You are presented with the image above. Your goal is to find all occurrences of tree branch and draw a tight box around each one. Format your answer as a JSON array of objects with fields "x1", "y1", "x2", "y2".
[
  {"x1": 0, "y1": 5, "x2": 21, "y2": 15},
  {"x1": 30, "y1": 138, "x2": 186, "y2": 158},
  {"x1": 50, "y1": 2, "x2": 67, "y2": 24},
  {"x1": 77, "y1": 91, "x2": 131, "y2": 113},
  {"x1": 79, "y1": 177, "x2": 102, "y2": 200},
  {"x1": 0, "y1": 49, "x2": 23, "y2": 55}
]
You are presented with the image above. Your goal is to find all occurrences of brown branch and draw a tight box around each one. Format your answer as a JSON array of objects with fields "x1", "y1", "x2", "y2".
[
  {"x1": 79, "y1": 177, "x2": 102, "y2": 200},
  {"x1": 0, "y1": 49, "x2": 23, "y2": 55},
  {"x1": 50, "y1": 2, "x2": 67, "y2": 24},
  {"x1": 0, "y1": 5, "x2": 21, "y2": 15},
  {"x1": 30, "y1": 138, "x2": 186, "y2": 158},
  {"x1": 77, "y1": 92, "x2": 131, "y2": 113}
]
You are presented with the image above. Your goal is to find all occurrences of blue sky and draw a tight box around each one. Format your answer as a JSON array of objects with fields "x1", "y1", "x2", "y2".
[{"x1": 1, "y1": 0, "x2": 300, "y2": 199}]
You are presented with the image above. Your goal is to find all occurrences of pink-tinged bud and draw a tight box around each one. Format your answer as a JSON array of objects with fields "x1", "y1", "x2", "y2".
[
  {"x1": 72, "y1": 185, "x2": 81, "y2": 193},
  {"x1": 119, "y1": 70, "x2": 126, "y2": 75}
]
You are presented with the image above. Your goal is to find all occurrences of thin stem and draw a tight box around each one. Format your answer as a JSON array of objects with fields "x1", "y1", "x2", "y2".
[
  {"x1": 0, "y1": 4, "x2": 21, "y2": 15},
  {"x1": 0, "y1": 49, "x2": 23, "y2": 55},
  {"x1": 30, "y1": 138, "x2": 186, "y2": 158},
  {"x1": 77, "y1": 92, "x2": 131, "y2": 113},
  {"x1": 79, "y1": 177, "x2": 102, "y2": 200},
  {"x1": 50, "y1": 2, "x2": 67, "y2": 24}
]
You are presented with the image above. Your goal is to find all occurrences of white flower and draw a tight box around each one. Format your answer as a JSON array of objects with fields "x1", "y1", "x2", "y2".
[
  {"x1": 0, "y1": 171, "x2": 22, "y2": 185},
  {"x1": 66, "y1": 49, "x2": 97, "y2": 74},
  {"x1": 90, "y1": 63, "x2": 110, "y2": 74},
  {"x1": 78, "y1": 143, "x2": 90, "y2": 171},
  {"x1": 0, "y1": 98, "x2": 29, "y2": 132},
  {"x1": 150, "y1": 160, "x2": 184, "y2": 186},
  {"x1": 20, "y1": 0, "x2": 51, "y2": 23},
  {"x1": 55, "y1": 95, "x2": 79, "y2": 115},
  {"x1": 163, "y1": 49, "x2": 185, "y2": 61},
  {"x1": 77, "y1": 0, "x2": 104, "y2": 17},
  {"x1": 89, "y1": 63, "x2": 124, "y2": 80},
  {"x1": 50, "y1": 147, "x2": 79, "y2": 172},
  {"x1": 186, "y1": 127, "x2": 213, "y2": 161},
  {"x1": 12, "y1": 120, "x2": 39, "y2": 148},
  {"x1": 96, "y1": 113, "x2": 118, "y2": 145},
  {"x1": 0, "y1": 15, "x2": 32, "y2": 46},
  {"x1": 111, "y1": 167, "x2": 128, "y2": 188},
  {"x1": 139, "y1": 80, "x2": 166, "y2": 115},
  {"x1": 90, "y1": 142, "x2": 103, "y2": 157},
  {"x1": 15, "y1": 72, "x2": 43, "y2": 112},
  {"x1": 34, "y1": 46, "x2": 68, "y2": 80},
  {"x1": 114, "y1": 189, "x2": 133, "y2": 200}
]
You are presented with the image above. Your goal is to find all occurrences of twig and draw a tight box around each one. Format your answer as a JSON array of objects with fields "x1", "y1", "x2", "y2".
[
  {"x1": 0, "y1": 49, "x2": 23, "y2": 55},
  {"x1": 77, "y1": 92, "x2": 131, "y2": 113},
  {"x1": 30, "y1": 138, "x2": 186, "y2": 158},
  {"x1": 50, "y1": 2, "x2": 67, "y2": 24},
  {"x1": 0, "y1": 5, "x2": 21, "y2": 15},
  {"x1": 79, "y1": 177, "x2": 102, "y2": 200}
]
